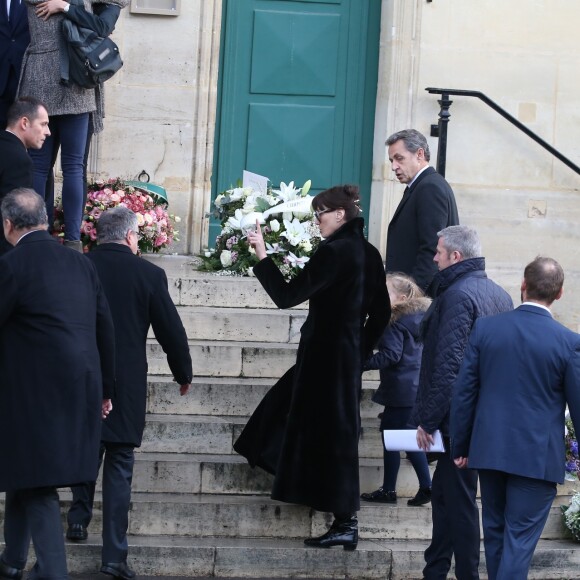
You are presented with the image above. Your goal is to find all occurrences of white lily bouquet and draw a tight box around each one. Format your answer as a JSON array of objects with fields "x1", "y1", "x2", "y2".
[
  {"x1": 200, "y1": 179, "x2": 322, "y2": 280},
  {"x1": 562, "y1": 490, "x2": 580, "y2": 541}
]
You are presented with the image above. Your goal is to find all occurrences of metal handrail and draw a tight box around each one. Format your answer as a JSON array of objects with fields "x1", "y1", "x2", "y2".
[{"x1": 426, "y1": 87, "x2": 580, "y2": 177}]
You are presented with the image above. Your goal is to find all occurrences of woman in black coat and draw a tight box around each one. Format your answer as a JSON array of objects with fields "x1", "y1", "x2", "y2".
[{"x1": 234, "y1": 184, "x2": 390, "y2": 550}]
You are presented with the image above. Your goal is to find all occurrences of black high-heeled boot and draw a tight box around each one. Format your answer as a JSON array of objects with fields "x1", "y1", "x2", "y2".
[{"x1": 303, "y1": 514, "x2": 358, "y2": 550}]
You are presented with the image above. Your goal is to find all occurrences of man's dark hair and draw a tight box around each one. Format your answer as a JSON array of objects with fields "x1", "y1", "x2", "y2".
[
  {"x1": 1, "y1": 188, "x2": 48, "y2": 229},
  {"x1": 6, "y1": 97, "x2": 47, "y2": 128},
  {"x1": 96, "y1": 206, "x2": 138, "y2": 243},
  {"x1": 385, "y1": 129, "x2": 431, "y2": 162},
  {"x1": 524, "y1": 256, "x2": 564, "y2": 304}
]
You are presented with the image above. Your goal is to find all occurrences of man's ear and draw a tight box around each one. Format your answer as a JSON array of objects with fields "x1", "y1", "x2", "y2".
[{"x1": 554, "y1": 286, "x2": 564, "y2": 302}]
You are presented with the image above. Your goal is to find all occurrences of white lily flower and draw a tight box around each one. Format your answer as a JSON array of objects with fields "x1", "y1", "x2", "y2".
[
  {"x1": 266, "y1": 242, "x2": 285, "y2": 254},
  {"x1": 273, "y1": 181, "x2": 301, "y2": 203},
  {"x1": 287, "y1": 252, "x2": 310, "y2": 269},
  {"x1": 227, "y1": 186, "x2": 253, "y2": 202},
  {"x1": 280, "y1": 218, "x2": 308, "y2": 246},
  {"x1": 225, "y1": 209, "x2": 244, "y2": 230},
  {"x1": 269, "y1": 219, "x2": 280, "y2": 232}
]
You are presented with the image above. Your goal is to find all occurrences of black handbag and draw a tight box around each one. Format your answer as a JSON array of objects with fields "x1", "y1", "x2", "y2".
[{"x1": 60, "y1": 18, "x2": 123, "y2": 89}]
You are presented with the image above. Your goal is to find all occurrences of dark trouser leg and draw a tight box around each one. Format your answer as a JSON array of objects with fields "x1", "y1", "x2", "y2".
[
  {"x1": 477, "y1": 470, "x2": 506, "y2": 580},
  {"x1": 423, "y1": 449, "x2": 480, "y2": 580},
  {"x1": 58, "y1": 113, "x2": 89, "y2": 241},
  {"x1": 3, "y1": 490, "x2": 31, "y2": 570},
  {"x1": 82, "y1": 115, "x2": 94, "y2": 211},
  {"x1": 68, "y1": 443, "x2": 104, "y2": 527},
  {"x1": 480, "y1": 470, "x2": 556, "y2": 580},
  {"x1": 5, "y1": 487, "x2": 68, "y2": 580},
  {"x1": 101, "y1": 443, "x2": 135, "y2": 564},
  {"x1": 381, "y1": 407, "x2": 431, "y2": 490}
]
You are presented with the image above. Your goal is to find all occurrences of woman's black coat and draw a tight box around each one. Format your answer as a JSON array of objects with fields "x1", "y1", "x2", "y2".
[{"x1": 234, "y1": 218, "x2": 390, "y2": 514}]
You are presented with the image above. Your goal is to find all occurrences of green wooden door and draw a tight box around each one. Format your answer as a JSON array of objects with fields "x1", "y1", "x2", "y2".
[{"x1": 211, "y1": 0, "x2": 381, "y2": 244}]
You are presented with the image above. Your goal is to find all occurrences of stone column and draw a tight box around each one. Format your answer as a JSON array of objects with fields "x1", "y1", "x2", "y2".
[{"x1": 368, "y1": 0, "x2": 423, "y2": 255}]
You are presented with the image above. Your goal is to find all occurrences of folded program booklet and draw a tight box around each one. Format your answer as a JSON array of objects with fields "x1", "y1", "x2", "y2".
[{"x1": 382, "y1": 429, "x2": 445, "y2": 452}]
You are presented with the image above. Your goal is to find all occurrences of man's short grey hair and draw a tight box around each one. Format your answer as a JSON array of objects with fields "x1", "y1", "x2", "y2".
[
  {"x1": 437, "y1": 225, "x2": 481, "y2": 259},
  {"x1": 385, "y1": 129, "x2": 431, "y2": 162},
  {"x1": 97, "y1": 206, "x2": 139, "y2": 243},
  {"x1": 1, "y1": 188, "x2": 48, "y2": 229}
]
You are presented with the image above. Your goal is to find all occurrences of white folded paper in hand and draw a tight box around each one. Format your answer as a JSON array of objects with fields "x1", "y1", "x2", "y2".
[{"x1": 382, "y1": 429, "x2": 445, "y2": 452}]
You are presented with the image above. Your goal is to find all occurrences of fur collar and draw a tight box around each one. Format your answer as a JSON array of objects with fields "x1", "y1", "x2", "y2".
[{"x1": 390, "y1": 296, "x2": 431, "y2": 324}]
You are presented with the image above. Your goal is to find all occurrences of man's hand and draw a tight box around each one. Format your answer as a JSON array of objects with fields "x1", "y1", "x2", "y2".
[
  {"x1": 416, "y1": 425, "x2": 435, "y2": 451},
  {"x1": 102, "y1": 399, "x2": 113, "y2": 419},
  {"x1": 180, "y1": 383, "x2": 190, "y2": 396},
  {"x1": 454, "y1": 457, "x2": 469, "y2": 469}
]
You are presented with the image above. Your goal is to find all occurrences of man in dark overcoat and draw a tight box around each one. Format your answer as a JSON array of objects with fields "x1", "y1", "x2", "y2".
[
  {"x1": 0, "y1": 188, "x2": 115, "y2": 580},
  {"x1": 385, "y1": 129, "x2": 459, "y2": 295},
  {"x1": 412, "y1": 225, "x2": 513, "y2": 580},
  {"x1": 451, "y1": 257, "x2": 580, "y2": 580},
  {"x1": 0, "y1": 0, "x2": 29, "y2": 129},
  {"x1": 0, "y1": 97, "x2": 50, "y2": 254},
  {"x1": 66, "y1": 206, "x2": 192, "y2": 580}
]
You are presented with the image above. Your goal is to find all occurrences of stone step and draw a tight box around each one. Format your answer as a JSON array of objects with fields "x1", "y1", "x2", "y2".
[
  {"x1": 37, "y1": 492, "x2": 571, "y2": 542},
  {"x1": 147, "y1": 340, "x2": 379, "y2": 380},
  {"x1": 157, "y1": 306, "x2": 306, "y2": 344},
  {"x1": 147, "y1": 340, "x2": 296, "y2": 379},
  {"x1": 23, "y1": 535, "x2": 580, "y2": 579},
  {"x1": 114, "y1": 452, "x2": 431, "y2": 498},
  {"x1": 141, "y1": 256, "x2": 305, "y2": 310},
  {"x1": 146, "y1": 376, "x2": 381, "y2": 419},
  {"x1": 62, "y1": 536, "x2": 392, "y2": 579},
  {"x1": 140, "y1": 414, "x2": 385, "y2": 458}
]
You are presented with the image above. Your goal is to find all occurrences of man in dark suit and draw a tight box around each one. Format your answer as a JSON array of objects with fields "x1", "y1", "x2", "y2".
[
  {"x1": 0, "y1": 97, "x2": 50, "y2": 254},
  {"x1": 0, "y1": 0, "x2": 29, "y2": 129},
  {"x1": 412, "y1": 225, "x2": 513, "y2": 580},
  {"x1": 66, "y1": 206, "x2": 193, "y2": 580},
  {"x1": 385, "y1": 129, "x2": 459, "y2": 294},
  {"x1": 0, "y1": 188, "x2": 115, "y2": 580},
  {"x1": 451, "y1": 256, "x2": 580, "y2": 580}
]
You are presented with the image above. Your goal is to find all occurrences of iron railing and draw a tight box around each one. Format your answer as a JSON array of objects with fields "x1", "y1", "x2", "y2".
[{"x1": 425, "y1": 87, "x2": 580, "y2": 177}]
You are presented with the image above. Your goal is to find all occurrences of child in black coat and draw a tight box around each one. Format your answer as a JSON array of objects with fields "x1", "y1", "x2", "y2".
[{"x1": 361, "y1": 273, "x2": 432, "y2": 506}]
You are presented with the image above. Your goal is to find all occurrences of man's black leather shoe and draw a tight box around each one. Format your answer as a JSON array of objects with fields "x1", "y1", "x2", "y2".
[
  {"x1": 304, "y1": 516, "x2": 358, "y2": 551},
  {"x1": 66, "y1": 523, "x2": 88, "y2": 541},
  {"x1": 100, "y1": 562, "x2": 136, "y2": 580},
  {"x1": 0, "y1": 559, "x2": 23, "y2": 580}
]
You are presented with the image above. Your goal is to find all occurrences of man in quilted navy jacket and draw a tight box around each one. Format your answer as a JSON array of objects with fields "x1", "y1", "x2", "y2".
[{"x1": 412, "y1": 225, "x2": 513, "y2": 580}]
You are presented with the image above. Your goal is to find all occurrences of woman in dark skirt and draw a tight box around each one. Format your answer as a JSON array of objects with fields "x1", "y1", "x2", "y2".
[{"x1": 234, "y1": 184, "x2": 390, "y2": 550}]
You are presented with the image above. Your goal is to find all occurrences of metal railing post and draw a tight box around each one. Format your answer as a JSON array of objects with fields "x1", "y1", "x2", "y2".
[{"x1": 435, "y1": 92, "x2": 453, "y2": 177}]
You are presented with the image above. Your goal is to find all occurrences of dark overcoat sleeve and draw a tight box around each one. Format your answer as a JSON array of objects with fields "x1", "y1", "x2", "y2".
[
  {"x1": 67, "y1": 4, "x2": 121, "y2": 37},
  {"x1": 412, "y1": 176, "x2": 459, "y2": 290},
  {"x1": 362, "y1": 252, "x2": 390, "y2": 358},
  {"x1": 421, "y1": 291, "x2": 476, "y2": 434},
  {"x1": 449, "y1": 323, "x2": 482, "y2": 458},
  {"x1": 149, "y1": 269, "x2": 192, "y2": 385},
  {"x1": 94, "y1": 270, "x2": 116, "y2": 399},
  {"x1": 365, "y1": 323, "x2": 404, "y2": 371},
  {"x1": 253, "y1": 243, "x2": 339, "y2": 309}
]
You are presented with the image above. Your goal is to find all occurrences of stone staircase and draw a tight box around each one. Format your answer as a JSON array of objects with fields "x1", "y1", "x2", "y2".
[{"x1": 4, "y1": 256, "x2": 580, "y2": 579}]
